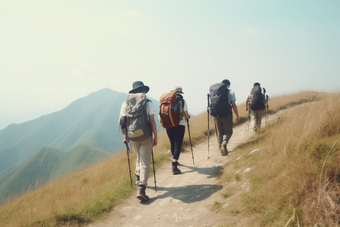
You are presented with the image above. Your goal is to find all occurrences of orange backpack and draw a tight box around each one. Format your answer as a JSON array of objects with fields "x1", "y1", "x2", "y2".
[{"x1": 159, "y1": 91, "x2": 183, "y2": 128}]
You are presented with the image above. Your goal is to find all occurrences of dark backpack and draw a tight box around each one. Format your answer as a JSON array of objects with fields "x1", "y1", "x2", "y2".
[
  {"x1": 249, "y1": 85, "x2": 265, "y2": 110},
  {"x1": 159, "y1": 91, "x2": 184, "y2": 128},
  {"x1": 209, "y1": 83, "x2": 231, "y2": 117},
  {"x1": 121, "y1": 93, "x2": 152, "y2": 141}
]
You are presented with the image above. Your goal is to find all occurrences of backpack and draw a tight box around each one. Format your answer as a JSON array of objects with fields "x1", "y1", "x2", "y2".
[
  {"x1": 249, "y1": 85, "x2": 265, "y2": 110},
  {"x1": 159, "y1": 91, "x2": 184, "y2": 129},
  {"x1": 209, "y1": 83, "x2": 231, "y2": 117},
  {"x1": 121, "y1": 93, "x2": 152, "y2": 141}
]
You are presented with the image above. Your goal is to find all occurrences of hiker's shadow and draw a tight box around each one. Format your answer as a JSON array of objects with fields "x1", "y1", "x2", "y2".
[
  {"x1": 179, "y1": 163, "x2": 223, "y2": 179},
  {"x1": 144, "y1": 184, "x2": 223, "y2": 205},
  {"x1": 142, "y1": 164, "x2": 224, "y2": 205}
]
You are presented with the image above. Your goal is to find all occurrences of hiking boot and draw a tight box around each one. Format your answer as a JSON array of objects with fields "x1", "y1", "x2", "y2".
[
  {"x1": 172, "y1": 161, "x2": 181, "y2": 174},
  {"x1": 137, "y1": 185, "x2": 149, "y2": 201},
  {"x1": 221, "y1": 145, "x2": 228, "y2": 156},
  {"x1": 135, "y1": 174, "x2": 140, "y2": 185}
]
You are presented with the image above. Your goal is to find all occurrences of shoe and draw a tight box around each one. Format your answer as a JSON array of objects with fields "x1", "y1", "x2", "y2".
[
  {"x1": 137, "y1": 185, "x2": 149, "y2": 201},
  {"x1": 172, "y1": 161, "x2": 181, "y2": 174},
  {"x1": 221, "y1": 145, "x2": 228, "y2": 156},
  {"x1": 135, "y1": 174, "x2": 140, "y2": 185}
]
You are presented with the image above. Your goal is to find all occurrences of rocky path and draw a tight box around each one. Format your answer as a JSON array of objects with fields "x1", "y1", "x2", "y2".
[{"x1": 87, "y1": 113, "x2": 278, "y2": 227}]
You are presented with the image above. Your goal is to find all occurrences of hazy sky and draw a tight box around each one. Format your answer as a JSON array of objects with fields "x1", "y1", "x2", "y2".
[{"x1": 1, "y1": 0, "x2": 339, "y2": 120}]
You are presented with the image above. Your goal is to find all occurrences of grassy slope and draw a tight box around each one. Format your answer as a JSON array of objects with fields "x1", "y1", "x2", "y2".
[
  {"x1": 217, "y1": 91, "x2": 340, "y2": 226},
  {"x1": 0, "y1": 145, "x2": 111, "y2": 204},
  {"x1": 0, "y1": 91, "x2": 339, "y2": 227}
]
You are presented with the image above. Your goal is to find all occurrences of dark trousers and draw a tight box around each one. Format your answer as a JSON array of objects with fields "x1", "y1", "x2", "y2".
[
  {"x1": 166, "y1": 125, "x2": 185, "y2": 160},
  {"x1": 214, "y1": 114, "x2": 233, "y2": 150}
]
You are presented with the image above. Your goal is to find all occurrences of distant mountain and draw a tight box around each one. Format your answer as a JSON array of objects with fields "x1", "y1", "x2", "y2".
[
  {"x1": 0, "y1": 110, "x2": 50, "y2": 130},
  {"x1": 0, "y1": 145, "x2": 111, "y2": 203},
  {"x1": 0, "y1": 88, "x2": 161, "y2": 174}
]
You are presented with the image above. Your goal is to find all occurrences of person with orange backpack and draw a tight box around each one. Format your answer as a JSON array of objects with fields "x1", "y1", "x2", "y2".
[{"x1": 159, "y1": 86, "x2": 190, "y2": 174}]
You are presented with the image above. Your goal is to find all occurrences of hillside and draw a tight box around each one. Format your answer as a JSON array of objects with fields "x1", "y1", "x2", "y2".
[
  {"x1": 0, "y1": 145, "x2": 111, "y2": 203},
  {"x1": 1, "y1": 91, "x2": 339, "y2": 227},
  {"x1": 0, "y1": 88, "x2": 161, "y2": 174}
]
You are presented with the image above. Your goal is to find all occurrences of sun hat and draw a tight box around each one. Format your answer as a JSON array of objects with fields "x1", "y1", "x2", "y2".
[
  {"x1": 129, "y1": 81, "x2": 150, "y2": 94},
  {"x1": 171, "y1": 86, "x2": 184, "y2": 94}
]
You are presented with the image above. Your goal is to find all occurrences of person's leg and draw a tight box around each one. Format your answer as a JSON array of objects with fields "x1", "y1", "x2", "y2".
[
  {"x1": 166, "y1": 127, "x2": 176, "y2": 157},
  {"x1": 250, "y1": 110, "x2": 257, "y2": 133},
  {"x1": 171, "y1": 125, "x2": 185, "y2": 174},
  {"x1": 135, "y1": 137, "x2": 152, "y2": 201},
  {"x1": 130, "y1": 140, "x2": 141, "y2": 183},
  {"x1": 172, "y1": 125, "x2": 185, "y2": 161},
  {"x1": 138, "y1": 137, "x2": 152, "y2": 186},
  {"x1": 222, "y1": 114, "x2": 233, "y2": 152},
  {"x1": 255, "y1": 110, "x2": 265, "y2": 132},
  {"x1": 214, "y1": 117, "x2": 223, "y2": 151}
]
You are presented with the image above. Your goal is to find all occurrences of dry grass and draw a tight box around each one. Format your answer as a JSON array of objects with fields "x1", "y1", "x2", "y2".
[
  {"x1": 0, "y1": 151, "x2": 134, "y2": 226},
  {"x1": 0, "y1": 107, "x2": 212, "y2": 227},
  {"x1": 220, "y1": 91, "x2": 340, "y2": 226},
  {"x1": 1, "y1": 90, "x2": 338, "y2": 227}
]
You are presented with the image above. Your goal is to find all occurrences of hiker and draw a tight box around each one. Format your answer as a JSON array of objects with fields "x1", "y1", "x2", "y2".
[
  {"x1": 245, "y1": 82, "x2": 269, "y2": 133},
  {"x1": 164, "y1": 86, "x2": 190, "y2": 174},
  {"x1": 210, "y1": 79, "x2": 240, "y2": 156},
  {"x1": 119, "y1": 81, "x2": 158, "y2": 201}
]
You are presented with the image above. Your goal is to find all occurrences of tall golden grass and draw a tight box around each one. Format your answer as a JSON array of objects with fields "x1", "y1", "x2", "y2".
[
  {"x1": 0, "y1": 90, "x2": 338, "y2": 226},
  {"x1": 220, "y1": 91, "x2": 340, "y2": 226},
  {"x1": 0, "y1": 104, "x2": 212, "y2": 227}
]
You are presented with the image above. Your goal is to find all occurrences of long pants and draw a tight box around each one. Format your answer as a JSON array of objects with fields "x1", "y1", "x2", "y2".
[
  {"x1": 214, "y1": 114, "x2": 233, "y2": 150},
  {"x1": 166, "y1": 125, "x2": 185, "y2": 160},
  {"x1": 130, "y1": 136, "x2": 152, "y2": 186},
  {"x1": 250, "y1": 109, "x2": 265, "y2": 133}
]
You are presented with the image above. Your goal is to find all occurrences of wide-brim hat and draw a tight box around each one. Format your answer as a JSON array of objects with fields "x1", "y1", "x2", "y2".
[
  {"x1": 171, "y1": 86, "x2": 184, "y2": 94},
  {"x1": 129, "y1": 81, "x2": 150, "y2": 94}
]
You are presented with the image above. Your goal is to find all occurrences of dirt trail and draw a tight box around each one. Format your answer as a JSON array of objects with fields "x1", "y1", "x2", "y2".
[{"x1": 87, "y1": 113, "x2": 280, "y2": 227}]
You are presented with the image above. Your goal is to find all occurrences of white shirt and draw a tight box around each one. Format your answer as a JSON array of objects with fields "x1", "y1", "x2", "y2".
[{"x1": 179, "y1": 100, "x2": 189, "y2": 126}]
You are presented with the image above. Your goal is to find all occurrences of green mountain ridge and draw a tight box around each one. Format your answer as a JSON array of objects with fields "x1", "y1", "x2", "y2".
[
  {"x1": 0, "y1": 144, "x2": 111, "y2": 203},
  {"x1": 0, "y1": 88, "x2": 161, "y2": 174}
]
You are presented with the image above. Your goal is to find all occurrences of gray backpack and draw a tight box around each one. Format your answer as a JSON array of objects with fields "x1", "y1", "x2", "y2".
[{"x1": 123, "y1": 93, "x2": 152, "y2": 141}]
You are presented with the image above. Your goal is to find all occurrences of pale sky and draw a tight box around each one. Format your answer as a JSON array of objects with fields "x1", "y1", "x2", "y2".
[{"x1": 1, "y1": 0, "x2": 339, "y2": 125}]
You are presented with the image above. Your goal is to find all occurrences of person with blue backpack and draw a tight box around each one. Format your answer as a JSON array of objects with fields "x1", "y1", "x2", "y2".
[
  {"x1": 208, "y1": 79, "x2": 239, "y2": 156},
  {"x1": 119, "y1": 81, "x2": 158, "y2": 202}
]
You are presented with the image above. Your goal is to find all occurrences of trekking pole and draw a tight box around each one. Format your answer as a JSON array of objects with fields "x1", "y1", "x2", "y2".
[
  {"x1": 151, "y1": 148, "x2": 157, "y2": 192},
  {"x1": 263, "y1": 88, "x2": 268, "y2": 126},
  {"x1": 265, "y1": 95, "x2": 269, "y2": 126},
  {"x1": 150, "y1": 136, "x2": 157, "y2": 192},
  {"x1": 207, "y1": 93, "x2": 210, "y2": 159},
  {"x1": 124, "y1": 141, "x2": 133, "y2": 188},
  {"x1": 186, "y1": 119, "x2": 195, "y2": 166}
]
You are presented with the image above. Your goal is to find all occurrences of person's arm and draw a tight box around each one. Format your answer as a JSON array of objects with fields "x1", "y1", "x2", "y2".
[
  {"x1": 231, "y1": 101, "x2": 240, "y2": 123},
  {"x1": 149, "y1": 114, "x2": 158, "y2": 146},
  {"x1": 184, "y1": 111, "x2": 190, "y2": 119}
]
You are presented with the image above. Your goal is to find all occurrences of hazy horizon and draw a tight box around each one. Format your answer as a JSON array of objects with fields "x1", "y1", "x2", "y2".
[{"x1": 1, "y1": 1, "x2": 339, "y2": 127}]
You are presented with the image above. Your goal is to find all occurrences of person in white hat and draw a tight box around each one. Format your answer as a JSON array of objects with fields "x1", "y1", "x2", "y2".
[{"x1": 166, "y1": 86, "x2": 190, "y2": 174}]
